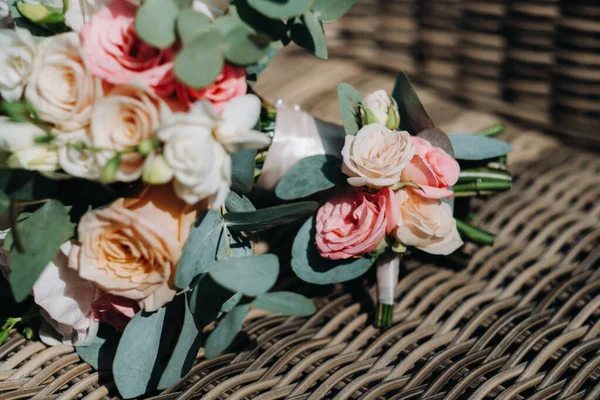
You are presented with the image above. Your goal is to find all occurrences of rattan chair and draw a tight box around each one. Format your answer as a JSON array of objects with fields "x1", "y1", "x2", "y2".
[{"x1": 1, "y1": 2, "x2": 599, "y2": 398}]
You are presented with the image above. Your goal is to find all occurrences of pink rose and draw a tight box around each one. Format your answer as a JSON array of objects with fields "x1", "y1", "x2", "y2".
[
  {"x1": 91, "y1": 293, "x2": 139, "y2": 332},
  {"x1": 175, "y1": 64, "x2": 247, "y2": 111},
  {"x1": 80, "y1": 0, "x2": 174, "y2": 89},
  {"x1": 316, "y1": 187, "x2": 399, "y2": 260},
  {"x1": 402, "y1": 136, "x2": 460, "y2": 199}
]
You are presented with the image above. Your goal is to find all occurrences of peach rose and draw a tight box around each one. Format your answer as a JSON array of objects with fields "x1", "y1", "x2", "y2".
[
  {"x1": 342, "y1": 124, "x2": 415, "y2": 189},
  {"x1": 91, "y1": 293, "x2": 139, "y2": 332},
  {"x1": 393, "y1": 190, "x2": 463, "y2": 255},
  {"x1": 91, "y1": 83, "x2": 165, "y2": 182},
  {"x1": 175, "y1": 64, "x2": 247, "y2": 111},
  {"x1": 316, "y1": 187, "x2": 399, "y2": 260},
  {"x1": 69, "y1": 185, "x2": 204, "y2": 311},
  {"x1": 402, "y1": 136, "x2": 460, "y2": 199},
  {"x1": 80, "y1": 0, "x2": 173, "y2": 90}
]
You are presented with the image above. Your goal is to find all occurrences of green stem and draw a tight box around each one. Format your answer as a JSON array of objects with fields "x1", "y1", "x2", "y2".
[
  {"x1": 458, "y1": 169, "x2": 512, "y2": 183},
  {"x1": 374, "y1": 303, "x2": 394, "y2": 330},
  {"x1": 453, "y1": 180, "x2": 512, "y2": 194},
  {"x1": 475, "y1": 124, "x2": 505, "y2": 137},
  {"x1": 456, "y1": 219, "x2": 495, "y2": 246}
]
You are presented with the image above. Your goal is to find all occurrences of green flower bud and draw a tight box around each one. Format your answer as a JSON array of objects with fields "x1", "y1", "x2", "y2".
[
  {"x1": 142, "y1": 154, "x2": 174, "y2": 184},
  {"x1": 17, "y1": 2, "x2": 64, "y2": 24},
  {"x1": 361, "y1": 90, "x2": 400, "y2": 130},
  {"x1": 137, "y1": 138, "x2": 159, "y2": 156},
  {"x1": 102, "y1": 154, "x2": 121, "y2": 183}
]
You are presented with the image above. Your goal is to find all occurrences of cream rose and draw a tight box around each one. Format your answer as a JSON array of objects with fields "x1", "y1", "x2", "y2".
[
  {"x1": 91, "y1": 84, "x2": 165, "y2": 182},
  {"x1": 57, "y1": 130, "x2": 101, "y2": 179},
  {"x1": 361, "y1": 90, "x2": 400, "y2": 130},
  {"x1": 157, "y1": 102, "x2": 231, "y2": 208},
  {"x1": 69, "y1": 186, "x2": 202, "y2": 312},
  {"x1": 342, "y1": 123, "x2": 415, "y2": 188},
  {"x1": 0, "y1": 27, "x2": 37, "y2": 101},
  {"x1": 25, "y1": 32, "x2": 96, "y2": 132},
  {"x1": 7, "y1": 145, "x2": 60, "y2": 172},
  {"x1": 393, "y1": 190, "x2": 463, "y2": 255}
]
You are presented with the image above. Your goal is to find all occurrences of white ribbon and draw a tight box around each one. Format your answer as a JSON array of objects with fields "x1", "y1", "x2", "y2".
[
  {"x1": 256, "y1": 104, "x2": 346, "y2": 191},
  {"x1": 376, "y1": 253, "x2": 400, "y2": 306}
]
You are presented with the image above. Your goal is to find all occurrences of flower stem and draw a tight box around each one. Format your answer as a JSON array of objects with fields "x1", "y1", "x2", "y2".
[
  {"x1": 374, "y1": 252, "x2": 401, "y2": 330},
  {"x1": 458, "y1": 169, "x2": 512, "y2": 183},
  {"x1": 375, "y1": 303, "x2": 394, "y2": 330},
  {"x1": 456, "y1": 219, "x2": 495, "y2": 245},
  {"x1": 475, "y1": 123, "x2": 505, "y2": 137},
  {"x1": 453, "y1": 179, "x2": 512, "y2": 195}
]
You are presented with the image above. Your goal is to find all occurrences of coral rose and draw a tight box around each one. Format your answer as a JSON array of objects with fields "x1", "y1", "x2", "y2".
[
  {"x1": 393, "y1": 190, "x2": 463, "y2": 255},
  {"x1": 402, "y1": 136, "x2": 460, "y2": 199},
  {"x1": 91, "y1": 293, "x2": 139, "y2": 332},
  {"x1": 316, "y1": 187, "x2": 399, "y2": 260},
  {"x1": 80, "y1": 0, "x2": 173, "y2": 89},
  {"x1": 342, "y1": 123, "x2": 415, "y2": 189},
  {"x1": 175, "y1": 64, "x2": 247, "y2": 111},
  {"x1": 69, "y1": 185, "x2": 204, "y2": 311}
]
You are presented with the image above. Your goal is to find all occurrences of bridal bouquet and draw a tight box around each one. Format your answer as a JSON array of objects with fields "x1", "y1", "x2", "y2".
[
  {"x1": 271, "y1": 74, "x2": 513, "y2": 328},
  {"x1": 0, "y1": 0, "x2": 357, "y2": 397}
]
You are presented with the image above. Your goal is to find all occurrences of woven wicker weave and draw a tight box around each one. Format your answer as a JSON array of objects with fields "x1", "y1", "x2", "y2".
[{"x1": 0, "y1": 51, "x2": 598, "y2": 400}]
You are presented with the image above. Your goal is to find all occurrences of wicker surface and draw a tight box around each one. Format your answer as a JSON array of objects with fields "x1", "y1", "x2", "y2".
[
  {"x1": 329, "y1": 0, "x2": 600, "y2": 148},
  {"x1": 1, "y1": 52, "x2": 599, "y2": 400}
]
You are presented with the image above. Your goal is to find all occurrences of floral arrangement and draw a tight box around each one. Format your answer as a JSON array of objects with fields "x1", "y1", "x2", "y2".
[
  {"x1": 273, "y1": 75, "x2": 513, "y2": 328},
  {"x1": 0, "y1": 0, "x2": 358, "y2": 397}
]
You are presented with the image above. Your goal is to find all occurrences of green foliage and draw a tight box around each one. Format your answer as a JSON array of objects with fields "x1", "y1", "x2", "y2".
[
  {"x1": 208, "y1": 254, "x2": 279, "y2": 296},
  {"x1": 0, "y1": 191, "x2": 10, "y2": 217},
  {"x1": 76, "y1": 325, "x2": 120, "y2": 370},
  {"x1": 176, "y1": 9, "x2": 211, "y2": 45},
  {"x1": 230, "y1": 149, "x2": 257, "y2": 194},
  {"x1": 337, "y1": 82, "x2": 363, "y2": 135},
  {"x1": 223, "y1": 24, "x2": 270, "y2": 65},
  {"x1": 291, "y1": 217, "x2": 374, "y2": 284},
  {"x1": 447, "y1": 134, "x2": 513, "y2": 160},
  {"x1": 10, "y1": 0, "x2": 67, "y2": 37},
  {"x1": 275, "y1": 155, "x2": 344, "y2": 200},
  {"x1": 392, "y1": 72, "x2": 435, "y2": 134},
  {"x1": 204, "y1": 304, "x2": 249, "y2": 359},
  {"x1": 225, "y1": 191, "x2": 256, "y2": 213},
  {"x1": 252, "y1": 292, "x2": 315, "y2": 315},
  {"x1": 189, "y1": 274, "x2": 236, "y2": 326},
  {"x1": 0, "y1": 169, "x2": 58, "y2": 201},
  {"x1": 174, "y1": 30, "x2": 225, "y2": 89},
  {"x1": 158, "y1": 295, "x2": 202, "y2": 389},
  {"x1": 224, "y1": 201, "x2": 319, "y2": 232},
  {"x1": 290, "y1": 12, "x2": 327, "y2": 60},
  {"x1": 247, "y1": 0, "x2": 311, "y2": 19},
  {"x1": 233, "y1": 0, "x2": 289, "y2": 44},
  {"x1": 135, "y1": 0, "x2": 178, "y2": 49},
  {"x1": 417, "y1": 128, "x2": 455, "y2": 158},
  {"x1": 6, "y1": 200, "x2": 74, "y2": 302},
  {"x1": 175, "y1": 210, "x2": 225, "y2": 289},
  {"x1": 312, "y1": 0, "x2": 356, "y2": 22}
]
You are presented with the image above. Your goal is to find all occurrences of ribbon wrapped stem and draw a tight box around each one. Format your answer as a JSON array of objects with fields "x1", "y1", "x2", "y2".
[{"x1": 374, "y1": 252, "x2": 401, "y2": 330}]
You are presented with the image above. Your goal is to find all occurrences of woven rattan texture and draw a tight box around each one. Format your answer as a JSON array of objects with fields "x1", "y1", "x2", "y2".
[
  {"x1": 1, "y1": 53, "x2": 598, "y2": 400},
  {"x1": 327, "y1": 0, "x2": 600, "y2": 148}
]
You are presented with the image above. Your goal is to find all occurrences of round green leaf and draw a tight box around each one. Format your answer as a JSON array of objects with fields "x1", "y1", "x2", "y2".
[
  {"x1": 338, "y1": 82, "x2": 363, "y2": 135},
  {"x1": 253, "y1": 292, "x2": 316, "y2": 316},
  {"x1": 204, "y1": 304, "x2": 249, "y2": 359},
  {"x1": 174, "y1": 30, "x2": 225, "y2": 89},
  {"x1": 291, "y1": 217, "x2": 374, "y2": 284},
  {"x1": 448, "y1": 134, "x2": 513, "y2": 160},
  {"x1": 290, "y1": 12, "x2": 328, "y2": 60},
  {"x1": 312, "y1": 0, "x2": 357, "y2": 23},
  {"x1": 224, "y1": 25, "x2": 269, "y2": 65},
  {"x1": 247, "y1": 0, "x2": 311, "y2": 19},
  {"x1": 135, "y1": 0, "x2": 178, "y2": 49},
  {"x1": 209, "y1": 254, "x2": 279, "y2": 296},
  {"x1": 275, "y1": 155, "x2": 344, "y2": 200},
  {"x1": 177, "y1": 9, "x2": 211, "y2": 45}
]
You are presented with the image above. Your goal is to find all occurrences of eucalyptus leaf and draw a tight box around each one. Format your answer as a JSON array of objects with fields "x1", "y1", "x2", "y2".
[
  {"x1": 234, "y1": 0, "x2": 289, "y2": 44},
  {"x1": 337, "y1": 82, "x2": 363, "y2": 135},
  {"x1": 204, "y1": 304, "x2": 249, "y2": 359},
  {"x1": 312, "y1": 0, "x2": 357, "y2": 22},
  {"x1": 217, "y1": 228, "x2": 254, "y2": 259},
  {"x1": 177, "y1": 9, "x2": 211, "y2": 45},
  {"x1": 174, "y1": 30, "x2": 224, "y2": 89},
  {"x1": 76, "y1": 325, "x2": 120, "y2": 370},
  {"x1": 291, "y1": 217, "x2": 374, "y2": 284},
  {"x1": 225, "y1": 192, "x2": 256, "y2": 213},
  {"x1": 230, "y1": 149, "x2": 256, "y2": 194},
  {"x1": 448, "y1": 134, "x2": 513, "y2": 160},
  {"x1": 417, "y1": 128, "x2": 454, "y2": 158},
  {"x1": 208, "y1": 254, "x2": 279, "y2": 296},
  {"x1": 175, "y1": 210, "x2": 225, "y2": 289},
  {"x1": 224, "y1": 201, "x2": 319, "y2": 232},
  {"x1": 275, "y1": 155, "x2": 344, "y2": 200},
  {"x1": 247, "y1": 0, "x2": 310, "y2": 19},
  {"x1": 7, "y1": 200, "x2": 74, "y2": 302},
  {"x1": 246, "y1": 45, "x2": 279, "y2": 81},
  {"x1": 0, "y1": 169, "x2": 57, "y2": 201},
  {"x1": 135, "y1": 0, "x2": 178, "y2": 49},
  {"x1": 221, "y1": 292, "x2": 243, "y2": 313},
  {"x1": 189, "y1": 274, "x2": 235, "y2": 326},
  {"x1": 252, "y1": 292, "x2": 315, "y2": 316},
  {"x1": 0, "y1": 191, "x2": 9, "y2": 217},
  {"x1": 158, "y1": 295, "x2": 202, "y2": 389},
  {"x1": 224, "y1": 24, "x2": 270, "y2": 65},
  {"x1": 290, "y1": 12, "x2": 327, "y2": 60},
  {"x1": 392, "y1": 72, "x2": 435, "y2": 134}
]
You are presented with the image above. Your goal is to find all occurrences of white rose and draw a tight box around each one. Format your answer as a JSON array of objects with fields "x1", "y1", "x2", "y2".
[
  {"x1": 91, "y1": 84, "x2": 165, "y2": 182},
  {"x1": 64, "y1": 0, "x2": 107, "y2": 31},
  {"x1": 7, "y1": 144, "x2": 60, "y2": 172},
  {"x1": 25, "y1": 32, "x2": 96, "y2": 132},
  {"x1": 57, "y1": 129, "x2": 101, "y2": 179},
  {"x1": 0, "y1": 27, "x2": 37, "y2": 101},
  {"x1": 342, "y1": 123, "x2": 415, "y2": 188},
  {"x1": 393, "y1": 190, "x2": 463, "y2": 255},
  {"x1": 0, "y1": 0, "x2": 10, "y2": 26},
  {"x1": 33, "y1": 241, "x2": 100, "y2": 346},
  {"x1": 361, "y1": 90, "x2": 399, "y2": 129},
  {"x1": 0, "y1": 116, "x2": 45, "y2": 151},
  {"x1": 214, "y1": 94, "x2": 272, "y2": 153},
  {"x1": 191, "y1": 0, "x2": 229, "y2": 19},
  {"x1": 157, "y1": 102, "x2": 231, "y2": 208}
]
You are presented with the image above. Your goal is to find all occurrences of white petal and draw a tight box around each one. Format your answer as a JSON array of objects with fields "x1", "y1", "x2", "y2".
[
  {"x1": 221, "y1": 94, "x2": 261, "y2": 133},
  {"x1": 0, "y1": 117, "x2": 45, "y2": 151}
]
